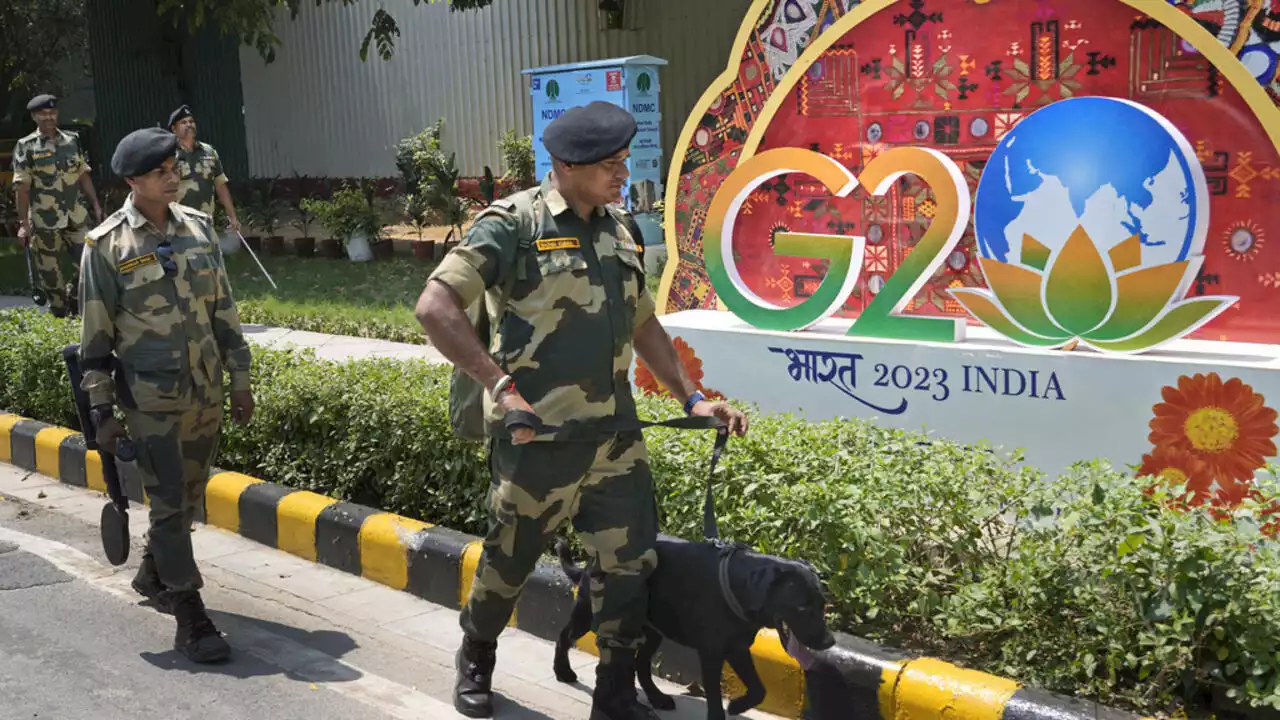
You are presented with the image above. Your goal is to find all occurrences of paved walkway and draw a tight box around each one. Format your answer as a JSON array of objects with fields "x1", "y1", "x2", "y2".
[{"x1": 1, "y1": 295, "x2": 448, "y2": 365}]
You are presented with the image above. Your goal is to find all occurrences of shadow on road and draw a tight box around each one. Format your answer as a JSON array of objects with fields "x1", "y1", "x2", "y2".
[{"x1": 138, "y1": 610, "x2": 362, "y2": 683}]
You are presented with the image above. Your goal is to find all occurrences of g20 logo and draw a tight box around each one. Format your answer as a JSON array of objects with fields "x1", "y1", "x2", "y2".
[{"x1": 704, "y1": 97, "x2": 1237, "y2": 355}]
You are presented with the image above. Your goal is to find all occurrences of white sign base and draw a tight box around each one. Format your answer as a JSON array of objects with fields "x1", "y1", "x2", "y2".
[{"x1": 645, "y1": 310, "x2": 1280, "y2": 478}]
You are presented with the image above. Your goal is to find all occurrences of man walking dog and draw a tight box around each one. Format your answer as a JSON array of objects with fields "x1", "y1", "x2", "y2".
[{"x1": 415, "y1": 101, "x2": 748, "y2": 720}]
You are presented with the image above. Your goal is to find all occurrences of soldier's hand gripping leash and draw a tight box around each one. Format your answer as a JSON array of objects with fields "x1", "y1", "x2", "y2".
[
  {"x1": 63, "y1": 343, "x2": 136, "y2": 566},
  {"x1": 25, "y1": 244, "x2": 47, "y2": 307}
]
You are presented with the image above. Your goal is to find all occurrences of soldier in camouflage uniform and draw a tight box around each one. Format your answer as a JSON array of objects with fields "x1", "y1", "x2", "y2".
[
  {"x1": 416, "y1": 102, "x2": 749, "y2": 720},
  {"x1": 79, "y1": 127, "x2": 255, "y2": 664},
  {"x1": 167, "y1": 105, "x2": 241, "y2": 231},
  {"x1": 12, "y1": 94, "x2": 104, "y2": 317}
]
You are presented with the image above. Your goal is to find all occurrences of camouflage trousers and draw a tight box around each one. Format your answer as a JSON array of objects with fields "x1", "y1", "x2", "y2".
[
  {"x1": 31, "y1": 227, "x2": 85, "y2": 316},
  {"x1": 460, "y1": 431, "x2": 658, "y2": 665},
  {"x1": 123, "y1": 397, "x2": 224, "y2": 594}
]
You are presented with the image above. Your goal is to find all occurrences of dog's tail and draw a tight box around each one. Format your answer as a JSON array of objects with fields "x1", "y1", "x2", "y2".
[{"x1": 554, "y1": 537, "x2": 585, "y2": 583}]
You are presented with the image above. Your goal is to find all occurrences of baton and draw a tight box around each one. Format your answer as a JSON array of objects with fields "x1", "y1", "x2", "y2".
[
  {"x1": 235, "y1": 231, "x2": 278, "y2": 290},
  {"x1": 24, "y1": 244, "x2": 48, "y2": 306}
]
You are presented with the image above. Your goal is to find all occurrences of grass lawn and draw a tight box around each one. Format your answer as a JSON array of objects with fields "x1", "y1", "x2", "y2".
[
  {"x1": 1, "y1": 238, "x2": 668, "y2": 346},
  {"x1": 224, "y1": 250, "x2": 435, "y2": 345}
]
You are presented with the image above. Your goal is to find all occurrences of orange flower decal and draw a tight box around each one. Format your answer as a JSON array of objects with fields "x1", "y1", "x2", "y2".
[
  {"x1": 634, "y1": 335, "x2": 724, "y2": 402},
  {"x1": 1137, "y1": 447, "x2": 1214, "y2": 506},
  {"x1": 1148, "y1": 373, "x2": 1279, "y2": 484}
]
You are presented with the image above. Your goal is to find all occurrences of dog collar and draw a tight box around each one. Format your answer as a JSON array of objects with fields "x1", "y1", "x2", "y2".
[{"x1": 718, "y1": 544, "x2": 751, "y2": 623}]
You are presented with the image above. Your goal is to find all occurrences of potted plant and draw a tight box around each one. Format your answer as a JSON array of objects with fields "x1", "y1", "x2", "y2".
[
  {"x1": 402, "y1": 192, "x2": 434, "y2": 260},
  {"x1": 303, "y1": 184, "x2": 375, "y2": 261},
  {"x1": 252, "y1": 177, "x2": 285, "y2": 256},
  {"x1": 420, "y1": 150, "x2": 471, "y2": 256},
  {"x1": 290, "y1": 172, "x2": 317, "y2": 258},
  {"x1": 361, "y1": 179, "x2": 394, "y2": 261}
]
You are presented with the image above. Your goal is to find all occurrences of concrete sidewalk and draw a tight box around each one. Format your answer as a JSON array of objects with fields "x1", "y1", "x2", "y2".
[{"x1": 1, "y1": 295, "x2": 447, "y2": 365}]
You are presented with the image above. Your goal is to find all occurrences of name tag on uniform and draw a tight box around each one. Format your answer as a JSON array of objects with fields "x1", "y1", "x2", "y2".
[
  {"x1": 536, "y1": 237, "x2": 580, "y2": 252},
  {"x1": 615, "y1": 239, "x2": 641, "y2": 253},
  {"x1": 118, "y1": 252, "x2": 158, "y2": 274},
  {"x1": 31, "y1": 150, "x2": 54, "y2": 160}
]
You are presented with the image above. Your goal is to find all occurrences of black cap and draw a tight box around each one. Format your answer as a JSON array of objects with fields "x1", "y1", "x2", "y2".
[
  {"x1": 111, "y1": 127, "x2": 179, "y2": 178},
  {"x1": 543, "y1": 101, "x2": 637, "y2": 165},
  {"x1": 167, "y1": 104, "x2": 193, "y2": 129},
  {"x1": 27, "y1": 94, "x2": 57, "y2": 112}
]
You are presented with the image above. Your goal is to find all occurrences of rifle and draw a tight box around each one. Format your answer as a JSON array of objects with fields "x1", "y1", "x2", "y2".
[
  {"x1": 26, "y1": 244, "x2": 47, "y2": 307},
  {"x1": 62, "y1": 344, "x2": 135, "y2": 566}
]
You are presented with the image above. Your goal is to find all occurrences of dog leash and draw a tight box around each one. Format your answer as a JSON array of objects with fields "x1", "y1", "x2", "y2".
[
  {"x1": 496, "y1": 410, "x2": 731, "y2": 542},
  {"x1": 497, "y1": 410, "x2": 748, "y2": 620}
]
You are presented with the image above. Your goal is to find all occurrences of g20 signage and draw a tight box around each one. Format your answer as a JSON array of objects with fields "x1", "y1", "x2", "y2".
[{"x1": 704, "y1": 96, "x2": 1239, "y2": 355}]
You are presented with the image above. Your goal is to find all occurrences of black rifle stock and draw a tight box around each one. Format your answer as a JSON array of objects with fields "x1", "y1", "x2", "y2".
[{"x1": 62, "y1": 343, "x2": 134, "y2": 565}]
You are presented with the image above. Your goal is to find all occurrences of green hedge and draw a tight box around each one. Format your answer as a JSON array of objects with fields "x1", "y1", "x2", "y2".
[{"x1": 1, "y1": 307, "x2": 1277, "y2": 717}]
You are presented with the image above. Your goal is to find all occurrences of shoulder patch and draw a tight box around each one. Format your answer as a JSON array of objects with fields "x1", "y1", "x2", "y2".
[{"x1": 86, "y1": 212, "x2": 127, "y2": 243}]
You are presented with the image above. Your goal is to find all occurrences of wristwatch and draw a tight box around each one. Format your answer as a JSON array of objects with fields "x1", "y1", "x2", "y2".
[
  {"x1": 489, "y1": 374, "x2": 515, "y2": 402},
  {"x1": 683, "y1": 390, "x2": 707, "y2": 416}
]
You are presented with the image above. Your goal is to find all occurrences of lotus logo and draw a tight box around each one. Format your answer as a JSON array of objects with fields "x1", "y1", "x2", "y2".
[
  {"x1": 546, "y1": 80, "x2": 560, "y2": 101},
  {"x1": 952, "y1": 97, "x2": 1237, "y2": 354},
  {"x1": 637, "y1": 72, "x2": 652, "y2": 94}
]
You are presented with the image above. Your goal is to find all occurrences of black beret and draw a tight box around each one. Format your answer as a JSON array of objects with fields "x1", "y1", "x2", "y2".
[
  {"x1": 27, "y1": 94, "x2": 57, "y2": 112},
  {"x1": 111, "y1": 127, "x2": 179, "y2": 178},
  {"x1": 168, "y1": 104, "x2": 193, "y2": 129},
  {"x1": 544, "y1": 101, "x2": 637, "y2": 164}
]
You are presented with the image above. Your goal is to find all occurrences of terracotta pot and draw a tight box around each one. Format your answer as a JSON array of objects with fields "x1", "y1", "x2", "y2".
[
  {"x1": 263, "y1": 235, "x2": 285, "y2": 256},
  {"x1": 371, "y1": 238, "x2": 395, "y2": 261},
  {"x1": 319, "y1": 238, "x2": 345, "y2": 259},
  {"x1": 295, "y1": 237, "x2": 316, "y2": 258},
  {"x1": 244, "y1": 235, "x2": 262, "y2": 254},
  {"x1": 412, "y1": 241, "x2": 433, "y2": 260}
]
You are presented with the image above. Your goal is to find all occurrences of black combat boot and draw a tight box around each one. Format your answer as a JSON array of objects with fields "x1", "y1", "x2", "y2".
[
  {"x1": 453, "y1": 636, "x2": 498, "y2": 718},
  {"x1": 131, "y1": 552, "x2": 166, "y2": 605},
  {"x1": 590, "y1": 651, "x2": 659, "y2": 720},
  {"x1": 170, "y1": 590, "x2": 231, "y2": 664}
]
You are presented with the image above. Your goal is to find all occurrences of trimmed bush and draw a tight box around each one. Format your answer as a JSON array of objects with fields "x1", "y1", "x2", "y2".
[{"x1": 1, "y1": 306, "x2": 1277, "y2": 716}]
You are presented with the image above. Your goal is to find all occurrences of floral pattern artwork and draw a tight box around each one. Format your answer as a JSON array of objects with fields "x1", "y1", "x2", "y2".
[
  {"x1": 1139, "y1": 372, "x2": 1280, "y2": 534},
  {"x1": 633, "y1": 336, "x2": 725, "y2": 402}
]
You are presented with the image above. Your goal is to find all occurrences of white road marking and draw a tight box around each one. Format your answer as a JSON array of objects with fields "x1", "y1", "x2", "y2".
[{"x1": 0, "y1": 525, "x2": 472, "y2": 720}]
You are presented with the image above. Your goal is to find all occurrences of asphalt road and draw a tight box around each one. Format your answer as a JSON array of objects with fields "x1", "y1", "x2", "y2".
[{"x1": 0, "y1": 470, "x2": 769, "y2": 720}]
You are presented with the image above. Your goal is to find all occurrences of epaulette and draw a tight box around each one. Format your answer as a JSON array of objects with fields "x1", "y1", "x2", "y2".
[
  {"x1": 172, "y1": 203, "x2": 210, "y2": 220},
  {"x1": 85, "y1": 211, "x2": 127, "y2": 245},
  {"x1": 17, "y1": 130, "x2": 39, "y2": 143}
]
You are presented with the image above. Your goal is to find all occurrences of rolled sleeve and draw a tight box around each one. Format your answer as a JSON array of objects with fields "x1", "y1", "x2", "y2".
[
  {"x1": 426, "y1": 212, "x2": 520, "y2": 307},
  {"x1": 211, "y1": 148, "x2": 228, "y2": 185},
  {"x1": 428, "y1": 250, "x2": 488, "y2": 309},
  {"x1": 633, "y1": 282, "x2": 657, "y2": 331}
]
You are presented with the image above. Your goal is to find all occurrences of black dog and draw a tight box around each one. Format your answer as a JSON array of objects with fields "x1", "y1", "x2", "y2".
[{"x1": 553, "y1": 535, "x2": 836, "y2": 719}]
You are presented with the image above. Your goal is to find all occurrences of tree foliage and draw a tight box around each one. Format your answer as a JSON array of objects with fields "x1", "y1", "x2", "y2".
[
  {"x1": 153, "y1": 0, "x2": 497, "y2": 64},
  {"x1": 0, "y1": 0, "x2": 89, "y2": 127}
]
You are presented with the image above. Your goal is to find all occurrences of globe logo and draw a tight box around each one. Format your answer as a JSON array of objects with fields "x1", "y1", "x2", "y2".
[{"x1": 951, "y1": 96, "x2": 1236, "y2": 354}]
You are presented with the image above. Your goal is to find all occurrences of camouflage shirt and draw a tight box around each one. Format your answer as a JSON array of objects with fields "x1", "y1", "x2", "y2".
[
  {"x1": 429, "y1": 177, "x2": 655, "y2": 434},
  {"x1": 78, "y1": 196, "x2": 252, "y2": 412},
  {"x1": 11, "y1": 129, "x2": 90, "y2": 231},
  {"x1": 174, "y1": 141, "x2": 228, "y2": 217}
]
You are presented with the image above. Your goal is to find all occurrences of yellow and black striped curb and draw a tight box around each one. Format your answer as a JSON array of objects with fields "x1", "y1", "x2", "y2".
[{"x1": 0, "y1": 411, "x2": 1148, "y2": 720}]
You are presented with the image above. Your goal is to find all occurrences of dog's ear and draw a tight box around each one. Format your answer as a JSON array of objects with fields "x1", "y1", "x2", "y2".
[{"x1": 743, "y1": 565, "x2": 785, "y2": 614}]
